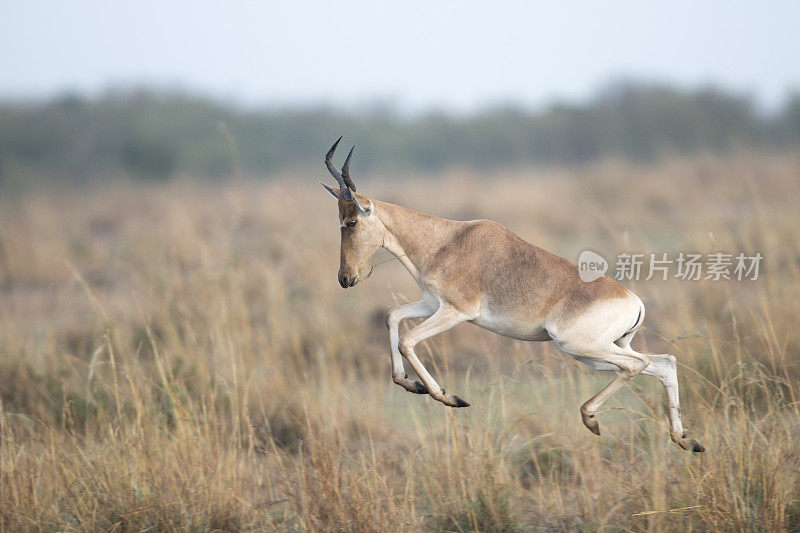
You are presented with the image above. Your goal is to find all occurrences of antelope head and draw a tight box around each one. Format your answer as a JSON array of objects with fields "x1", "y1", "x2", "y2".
[{"x1": 320, "y1": 137, "x2": 381, "y2": 288}]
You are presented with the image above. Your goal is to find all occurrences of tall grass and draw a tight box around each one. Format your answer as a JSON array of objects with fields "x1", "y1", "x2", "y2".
[{"x1": 1, "y1": 152, "x2": 799, "y2": 531}]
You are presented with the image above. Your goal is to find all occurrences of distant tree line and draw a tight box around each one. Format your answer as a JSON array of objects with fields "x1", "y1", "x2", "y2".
[{"x1": 1, "y1": 81, "x2": 798, "y2": 185}]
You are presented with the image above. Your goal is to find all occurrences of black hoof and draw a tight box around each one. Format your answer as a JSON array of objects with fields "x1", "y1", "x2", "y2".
[
  {"x1": 581, "y1": 412, "x2": 600, "y2": 436},
  {"x1": 669, "y1": 431, "x2": 706, "y2": 453},
  {"x1": 395, "y1": 376, "x2": 429, "y2": 394},
  {"x1": 671, "y1": 432, "x2": 705, "y2": 453},
  {"x1": 451, "y1": 395, "x2": 470, "y2": 408},
  {"x1": 436, "y1": 392, "x2": 470, "y2": 408},
  {"x1": 687, "y1": 439, "x2": 705, "y2": 453},
  {"x1": 410, "y1": 380, "x2": 428, "y2": 394}
]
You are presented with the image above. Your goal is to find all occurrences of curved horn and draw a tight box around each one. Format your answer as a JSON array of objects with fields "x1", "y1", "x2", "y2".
[
  {"x1": 339, "y1": 143, "x2": 370, "y2": 215},
  {"x1": 325, "y1": 136, "x2": 353, "y2": 200},
  {"x1": 340, "y1": 145, "x2": 357, "y2": 191}
]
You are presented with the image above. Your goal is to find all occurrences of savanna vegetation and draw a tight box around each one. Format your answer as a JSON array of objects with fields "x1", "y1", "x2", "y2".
[
  {"x1": 2, "y1": 81, "x2": 800, "y2": 186},
  {"x1": 1, "y1": 150, "x2": 799, "y2": 531}
]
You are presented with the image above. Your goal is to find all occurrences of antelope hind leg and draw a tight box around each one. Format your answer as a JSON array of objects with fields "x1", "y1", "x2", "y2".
[{"x1": 641, "y1": 354, "x2": 705, "y2": 452}]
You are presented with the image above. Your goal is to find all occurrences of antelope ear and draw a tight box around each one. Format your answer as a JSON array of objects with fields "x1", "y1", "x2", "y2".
[
  {"x1": 320, "y1": 181, "x2": 339, "y2": 199},
  {"x1": 360, "y1": 201, "x2": 374, "y2": 217}
]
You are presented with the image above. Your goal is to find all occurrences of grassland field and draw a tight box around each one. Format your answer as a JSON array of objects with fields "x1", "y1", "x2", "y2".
[{"x1": 1, "y1": 152, "x2": 799, "y2": 531}]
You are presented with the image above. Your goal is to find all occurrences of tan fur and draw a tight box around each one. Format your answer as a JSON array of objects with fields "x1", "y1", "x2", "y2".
[
  {"x1": 340, "y1": 192, "x2": 629, "y2": 325},
  {"x1": 326, "y1": 185, "x2": 703, "y2": 452}
]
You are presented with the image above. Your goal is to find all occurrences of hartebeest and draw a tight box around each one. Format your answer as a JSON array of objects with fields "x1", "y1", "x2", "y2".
[{"x1": 320, "y1": 137, "x2": 704, "y2": 452}]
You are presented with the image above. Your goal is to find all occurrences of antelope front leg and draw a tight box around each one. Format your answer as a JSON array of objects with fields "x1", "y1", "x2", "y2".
[
  {"x1": 387, "y1": 300, "x2": 435, "y2": 394},
  {"x1": 398, "y1": 305, "x2": 472, "y2": 407}
]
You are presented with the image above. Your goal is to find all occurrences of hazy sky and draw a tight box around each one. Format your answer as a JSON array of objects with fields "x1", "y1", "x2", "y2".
[{"x1": 2, "y1": 1, "x2": 799, "y2": 112}]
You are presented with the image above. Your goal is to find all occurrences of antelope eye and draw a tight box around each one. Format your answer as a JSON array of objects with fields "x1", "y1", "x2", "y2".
[{"x1": 346, "y1": 220, "x2": 357, "y2": 227}]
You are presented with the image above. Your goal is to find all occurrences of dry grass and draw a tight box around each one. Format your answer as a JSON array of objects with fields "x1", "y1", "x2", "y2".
[{"x1": 1, "y1": 151, "x2": 799, "y2": 531}]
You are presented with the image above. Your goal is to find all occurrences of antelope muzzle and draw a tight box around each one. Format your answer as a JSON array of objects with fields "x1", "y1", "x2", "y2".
[{"x1": 338, "y1": 268, "x2": 359, "y2": 288}]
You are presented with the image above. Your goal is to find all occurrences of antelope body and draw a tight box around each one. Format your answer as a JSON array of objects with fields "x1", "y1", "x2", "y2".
[{"x1": 320, "y1": 137, "x2": 704, "y2": 452}]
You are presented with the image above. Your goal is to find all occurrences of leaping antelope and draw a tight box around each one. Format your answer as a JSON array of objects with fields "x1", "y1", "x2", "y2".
[{"x1": 320, "y1": 137, "x2": 704, "y2": 452}]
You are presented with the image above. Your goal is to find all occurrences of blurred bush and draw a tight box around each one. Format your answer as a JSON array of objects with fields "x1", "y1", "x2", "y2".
[{"x1": 0, "y1": 80, "x2": 798, "y2": 185}]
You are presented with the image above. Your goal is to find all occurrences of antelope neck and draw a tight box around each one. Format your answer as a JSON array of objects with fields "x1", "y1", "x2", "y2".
[{"x1": 374, "y1": 200, "x2": 461, "y2": 287}]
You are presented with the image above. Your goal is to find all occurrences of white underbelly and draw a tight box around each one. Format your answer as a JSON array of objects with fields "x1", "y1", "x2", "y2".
[{"x1": 470, "y1": 313, "x2": 551, "y2": 341}]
